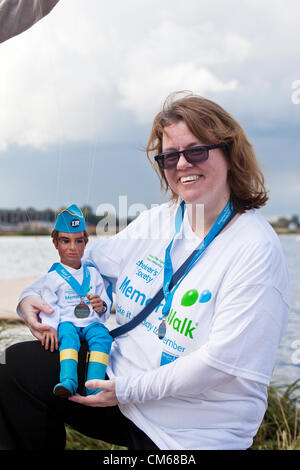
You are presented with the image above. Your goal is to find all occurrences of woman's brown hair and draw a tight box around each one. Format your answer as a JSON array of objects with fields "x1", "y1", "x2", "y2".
[{"x1": 146, "y1": 92, "x2": 268, "y2": 212}]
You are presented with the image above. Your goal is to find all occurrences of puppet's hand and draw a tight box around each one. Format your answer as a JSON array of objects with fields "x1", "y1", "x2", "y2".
[
  {"x1": 87, "y1": 294, "x2": 107, "y2": 314},
  {"x1": 41, "y1": 327, "x2": 58, "y2": 352},
  {"x1": 69, "y1": 379, "x2": 118, "y2": 407}
]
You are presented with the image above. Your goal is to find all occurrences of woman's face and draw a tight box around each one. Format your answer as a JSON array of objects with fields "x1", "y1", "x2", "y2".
[{"x1": 162, "y1": 120, "x2": 230, "y2": 211}]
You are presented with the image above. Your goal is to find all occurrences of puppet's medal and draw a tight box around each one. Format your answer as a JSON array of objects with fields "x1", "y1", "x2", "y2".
[
  {"x1": 158, "y1": 319, "x2": 167, "y2": 340},
  {"x1": 74, "y1": 298, "x2": 90, "y2": 318}
]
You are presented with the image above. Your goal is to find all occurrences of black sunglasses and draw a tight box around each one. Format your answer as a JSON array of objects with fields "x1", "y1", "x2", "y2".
[{"x1": 154, "y1": 144, "x2": 224, "y2": 170}]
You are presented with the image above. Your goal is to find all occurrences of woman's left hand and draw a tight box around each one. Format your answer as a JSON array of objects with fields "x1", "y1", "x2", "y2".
[{"x1": 68, "y1": 379, "x2": 118, "y2": 407}]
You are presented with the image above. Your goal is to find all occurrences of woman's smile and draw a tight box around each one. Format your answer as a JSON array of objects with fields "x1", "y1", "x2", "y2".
[{"x1": 178, "y1": 174, "x2": 204, "y2": 184}]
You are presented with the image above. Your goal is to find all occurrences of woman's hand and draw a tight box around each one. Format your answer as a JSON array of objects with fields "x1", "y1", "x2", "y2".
[
  {"x1": 41, "y1": 327, "x2": 58, "y2": 352},
  {"x1": 69, "y1": 379, "x2": 118, "y2": 407},
  {"x1": 19, "y1": 295, "x2": 54, "y2": 341}
]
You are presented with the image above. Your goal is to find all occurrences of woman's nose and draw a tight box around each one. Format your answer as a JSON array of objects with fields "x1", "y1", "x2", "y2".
[{"x1": 176, "y1": 154, "x2": 193, "y2": 169}]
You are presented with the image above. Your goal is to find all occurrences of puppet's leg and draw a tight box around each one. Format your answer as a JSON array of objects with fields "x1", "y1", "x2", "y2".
[
  {"x1": 83, "y1": 322, "x2": 113, "y2": 395},
  {"x1": 53, "y1": 322, "x2": 80, "y2": 398}
]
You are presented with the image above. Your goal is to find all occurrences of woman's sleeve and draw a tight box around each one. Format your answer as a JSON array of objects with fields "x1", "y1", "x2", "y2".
[
  {"x1": 197, "y1": 284, "x2": 289, "y2": 384},
  {"x1": 115, "y1": 354, "x2": 235, "y2": 404},
  {"x1": 198, "y1": 240, "x2": 290, "y2": 385},
  {"x1": 0, "y1": 0, "x2": 60, "y2": 43},
  {"x1": 84, "y1": 239, "x2": 121, "y2": 291}
]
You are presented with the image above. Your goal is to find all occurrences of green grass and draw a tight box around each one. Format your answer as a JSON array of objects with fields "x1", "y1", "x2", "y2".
[
  {"x1": 65, "y1": 425, "x2": 127, "y2": 450},
  {"x1": 252, "y1": 380, "x2": 300, "y2": 450}
]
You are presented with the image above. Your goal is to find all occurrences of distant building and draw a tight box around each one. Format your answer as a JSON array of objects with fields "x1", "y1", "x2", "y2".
[{"x1": 0, "y1": 208, "x2": 55, "y2": 232}]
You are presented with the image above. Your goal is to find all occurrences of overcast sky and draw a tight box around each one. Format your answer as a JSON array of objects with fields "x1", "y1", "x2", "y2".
[{"x1": 0, "y1": 0, "x2": 300, "y2": 218}]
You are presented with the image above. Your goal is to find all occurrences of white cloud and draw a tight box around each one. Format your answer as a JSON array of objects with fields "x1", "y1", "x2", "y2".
[
  {"x1": 116, "y1": 20, "x2": 246, "y2": 121},
  {"x1": 0, "y1": 0, "x2": 299, "y2": 151},
  {"x1": 118, "y1": 63, "x2": 238, "y2": 122}
]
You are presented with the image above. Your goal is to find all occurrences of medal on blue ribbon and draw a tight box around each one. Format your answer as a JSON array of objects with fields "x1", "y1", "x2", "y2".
[
  {"x1": 158, "y1": 200, "x2": 236, "y2": 340},
  {"x1": 50, "y1": 263, "x2": 91, "y2": 318},
  {"x1": 74, "y1": 300, "x2": 90, "y2": 318},
  {"x1": 158, "y1": 319, "x2": 167, "y2": 340}
]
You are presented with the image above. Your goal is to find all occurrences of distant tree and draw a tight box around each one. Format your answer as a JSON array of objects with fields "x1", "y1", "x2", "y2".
[
  {"x1": 291, "y1": 215, "x2": 299, "y2": 227},
  {"x1": 41, "y1": 208, "x2": 55, "y2": 222},
  {"x1": 276, "y1": 217, "x2": 290, "y2": 228}
]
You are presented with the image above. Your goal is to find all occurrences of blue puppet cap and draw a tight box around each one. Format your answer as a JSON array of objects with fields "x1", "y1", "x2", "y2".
[{"x1": 54, "y1": 204, "x2": 86, "y2": 233}]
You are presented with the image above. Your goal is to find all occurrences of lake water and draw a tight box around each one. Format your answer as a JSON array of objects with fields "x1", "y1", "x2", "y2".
[{"x1": 0, "y1": 234, "x2": 299, "y2": 385}]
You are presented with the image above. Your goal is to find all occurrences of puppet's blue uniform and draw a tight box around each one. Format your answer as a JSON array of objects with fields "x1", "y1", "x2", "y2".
[
  {"x1": 57, "y1": 321, "x2": 113, "y2": 395},
  {"x1": 40, "y1": 204, "x2": 113, "y2": 397}
]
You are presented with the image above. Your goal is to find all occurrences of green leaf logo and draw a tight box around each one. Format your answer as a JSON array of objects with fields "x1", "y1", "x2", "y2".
[{"x1": 181, "y1": 289, "x2": 199, "y2": 307}]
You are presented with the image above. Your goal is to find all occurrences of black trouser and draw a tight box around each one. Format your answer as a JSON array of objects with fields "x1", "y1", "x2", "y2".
[{"x1": 0, "y1": 340, "x2": 159, "y2": 450}]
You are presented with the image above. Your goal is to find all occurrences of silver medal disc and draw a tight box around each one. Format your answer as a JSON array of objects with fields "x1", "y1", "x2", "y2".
[
  {"x1": 158, "y1": 320, "x2": 167, "y2": 340},
  {"x1": 74, "y1": 301, "x2": 90, "y2": 319}
]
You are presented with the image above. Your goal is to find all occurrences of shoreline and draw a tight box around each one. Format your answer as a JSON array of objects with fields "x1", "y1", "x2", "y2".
[
  {"x1": 0, "y1": 277, "x2": 38, "y2": 319},
  {"x1": 1, "y1": 228, "x2": 300, "y2": 236}
]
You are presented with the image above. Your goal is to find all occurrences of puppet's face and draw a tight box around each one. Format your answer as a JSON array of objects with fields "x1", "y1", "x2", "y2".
[{"x1": 55, "y1": 231, "x2": 86, "y2": 269}]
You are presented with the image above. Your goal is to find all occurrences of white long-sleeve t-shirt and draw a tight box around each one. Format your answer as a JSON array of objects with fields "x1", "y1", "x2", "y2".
[
  {"x1": 19, "y1": 204, "x2": 290, "y2": 450},
  {"x1": 38, "y1": 264, "x2": 111, "y2": 330}
]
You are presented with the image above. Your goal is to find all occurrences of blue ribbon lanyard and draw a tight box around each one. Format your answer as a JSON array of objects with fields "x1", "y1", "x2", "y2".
[
  {"x1": 49, "y1": 262, "x2": 91, "y2": 298},
  {"x1": 161, "y1": 200, "x2": 236, "y2": 319}
]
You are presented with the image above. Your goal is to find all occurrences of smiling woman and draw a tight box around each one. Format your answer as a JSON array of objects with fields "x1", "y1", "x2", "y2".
[{"x1": 0, "y1": 92, "x2": 290, "y2": 451}]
